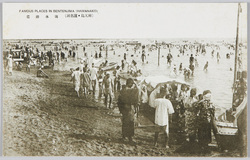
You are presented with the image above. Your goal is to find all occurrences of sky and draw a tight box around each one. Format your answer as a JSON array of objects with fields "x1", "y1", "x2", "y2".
[{"x1": 2, "y1": 3, "x2": 248, "y2": 39}]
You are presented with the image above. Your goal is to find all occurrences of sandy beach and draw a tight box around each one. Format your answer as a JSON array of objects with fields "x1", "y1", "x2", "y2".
[
  {"x1": 2, "y1": 2, "x2": 248, "y2": 157},
  {"x1": 3, "y1": 66, "x2": 242, "y2": 157}
]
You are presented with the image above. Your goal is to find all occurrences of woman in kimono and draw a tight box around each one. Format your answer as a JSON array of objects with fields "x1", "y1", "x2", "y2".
[
  {"x1": 196, "y1": 90, "x2": 215, "y2": 152},
  {"x1": 118, "y1": 78, "x2": 139, "y2": 144}
]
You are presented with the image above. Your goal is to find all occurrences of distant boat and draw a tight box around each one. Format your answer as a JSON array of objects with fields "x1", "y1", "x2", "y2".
[{"x1": 101, "y1": 62, "x2": 118, "y2": 71}]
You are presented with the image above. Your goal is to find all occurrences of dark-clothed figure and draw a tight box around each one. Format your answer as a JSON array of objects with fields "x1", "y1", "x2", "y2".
[
  {"x1": 196, "y1": 90, "x2": 214, "y2": 152},
  {"x1": 118, "y1": 78, "x2": 139, "y2": 144},
  {"x1": 124, "y1": 53, "x2": 127, "y2": 60},
  {"x1": 167, "y1": 53, "x2": 173, "y2": 66},
  {"x1": 121, "y1": 60, "x2": 125, "y2": 70},
  {"x1": 189, "y1": 54, "x2": 194, "y2": 65},
  {"x1": 179, "y1": 63, "x2": 183, "y2": 71}
]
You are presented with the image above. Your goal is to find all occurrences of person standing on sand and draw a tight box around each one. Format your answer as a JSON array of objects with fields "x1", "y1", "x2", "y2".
[
  {"x1": 113, "y1": 67, "x2": 120, "y2": 92},
  {"x1": 196, "y1": 90, "x2": 214, "y2": 153},
  {"x1": 103, "y1": 72, "x2": 113, "y2": 109},
  {"x1": 184, "y1": 88, "x2": 198, "y2": 143},
  {"x1": 97, "y1": 70, "x2": 104, "y2": 98},
  {"x1": 7, "y1": 55, "x2": 13, "y2": 75},
  {"x1": 153, "y1": 87, "x2": 174, "y2": 148},
  {"x1": 71, "y1": 67, "x2": 81, "y2": 97},
  {"x1": 81, "y1": 67, "x2": 91, "y2": 97},
  {"x1": 89, "y1": 63, "x2": 98, "y2": 95},
  {"x1": 118, "y1": 78, "x2": 139, "y2": 144}
]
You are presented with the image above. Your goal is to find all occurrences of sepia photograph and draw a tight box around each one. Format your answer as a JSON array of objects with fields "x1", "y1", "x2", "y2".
[{"x1": 1, "y1": 2, "x2": 248, "y2": 157}]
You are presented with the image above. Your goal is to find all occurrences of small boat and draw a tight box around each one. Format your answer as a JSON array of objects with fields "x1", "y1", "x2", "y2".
[
  {"x1": 118, "y1": 71, "x2": 140, "y2": 80},
  {"x1": 92, "y1": 58, "x2": 105, "y2": 68},
  {"x1": 101, "y1": 62, "x2": 118, "y2": 71},
  {"x1": 212, "y1": 89, "x2": 247, "y2": 151},
  {"x1": 212, "y1": 3, "x2": 247, "y2": 152}
]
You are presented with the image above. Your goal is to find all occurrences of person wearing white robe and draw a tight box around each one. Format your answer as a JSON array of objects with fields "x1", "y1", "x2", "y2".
[
  {"x1": 72, "y1": 68, "x2": 81, "y2": 97},
  {"x1": 7, "y1": 55, "x2": 13, "y2": 75}
]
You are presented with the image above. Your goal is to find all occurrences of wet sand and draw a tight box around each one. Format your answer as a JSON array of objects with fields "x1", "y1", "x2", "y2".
[{"x1": 2, "y1": 66, "x2": 241, "y2": 157}]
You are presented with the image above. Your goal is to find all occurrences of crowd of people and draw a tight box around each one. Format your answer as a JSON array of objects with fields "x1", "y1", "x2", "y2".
[
  {"x1": 3, "y1": 40, "x2": 246, "y2": 154},
  {"x1": 115, "y1": 75, "x2": 216, "y2": 153},
  {"x1": 4, "y1": 40, "x2": 238, "y2": 81}
]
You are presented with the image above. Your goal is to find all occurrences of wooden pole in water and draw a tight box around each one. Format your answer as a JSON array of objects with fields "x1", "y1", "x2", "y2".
[
  {"x1": 158, "y1": 46, "x2": 160, "y2": 66},
  {"x1": 105, "y1": 45, "x2": 108, "y2": 58}
]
